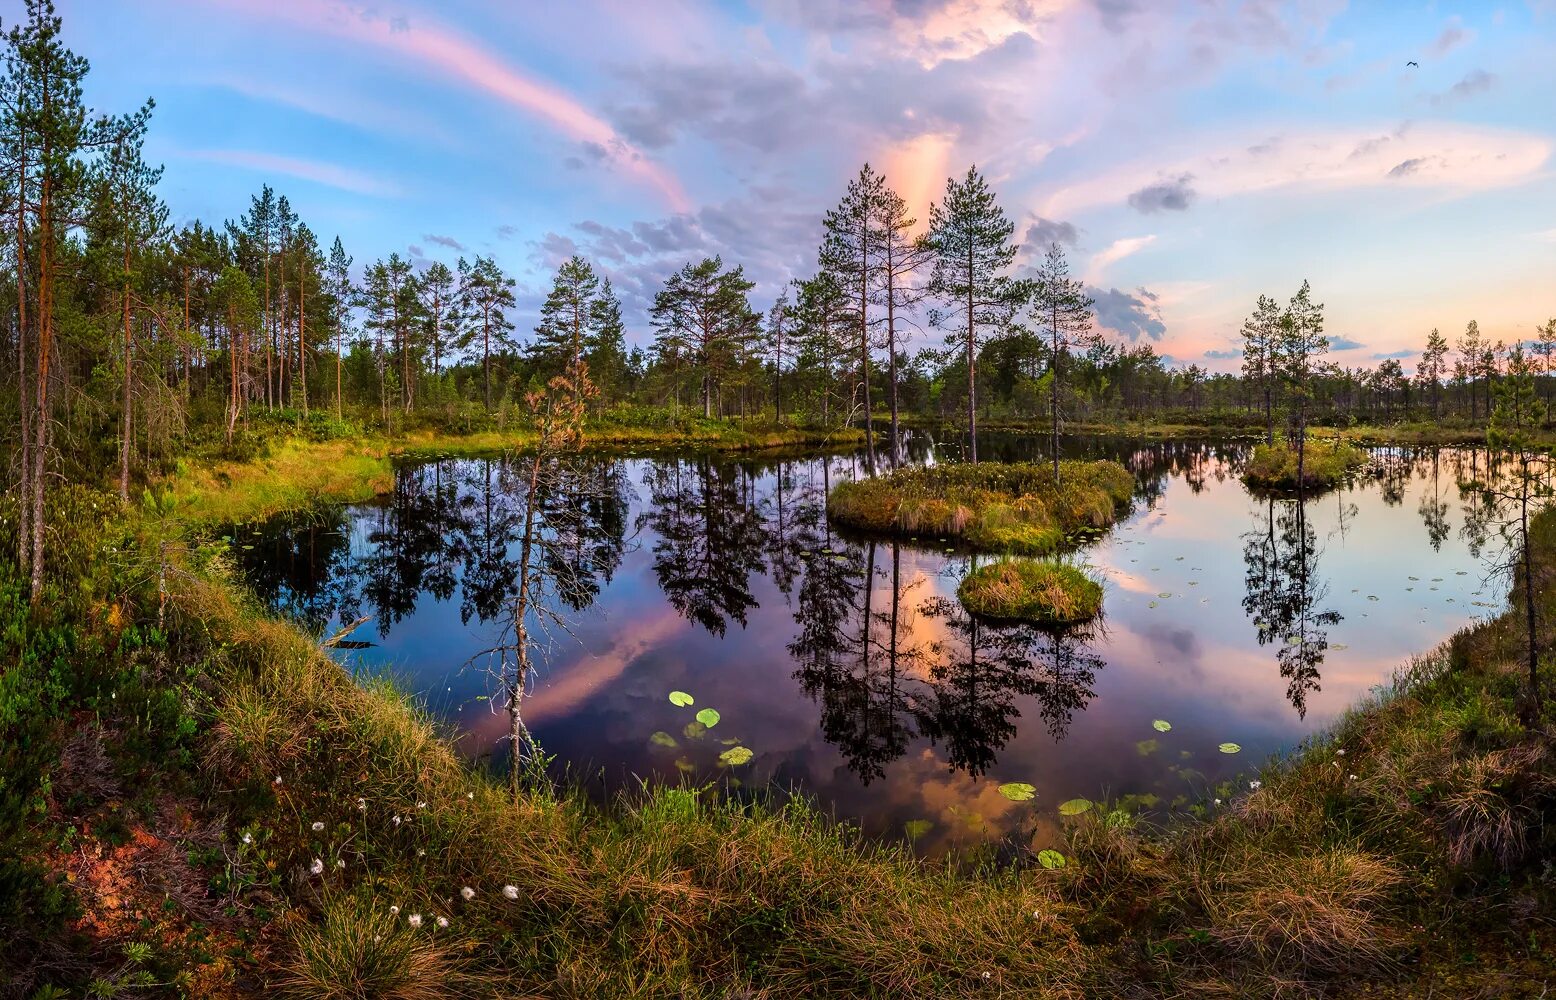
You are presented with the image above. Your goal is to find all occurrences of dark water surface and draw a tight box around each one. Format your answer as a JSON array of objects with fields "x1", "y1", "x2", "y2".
[{"x1": 232, "y1": 435, "x2": 1507, "y2": 854}]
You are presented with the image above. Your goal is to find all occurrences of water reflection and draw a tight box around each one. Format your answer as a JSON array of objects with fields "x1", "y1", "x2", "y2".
[{"x1": 231, "y1": 434, "x2": 1506, "y2": 852}]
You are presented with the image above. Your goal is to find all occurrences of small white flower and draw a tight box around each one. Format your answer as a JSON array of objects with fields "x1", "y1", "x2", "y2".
[
  {"x1": 466, "y1": 792, "x2": 474, "y2": 800},
  {"x1": 417, "y1": 849, "x2": 425, "y2": 857},
  {"x1": 241, "y1": 832, "x2": 252, "y2": 845},
  {"x1": 1249, "y1": 780, "x2": 1262, "y2": 791},
  {"x1": 1213, "y1": 798, "x2": 1222, "y2": 806},
  {"x1": 356, "y1": 798, "x2": 367, "y2": 811},
  {"x1": 417, "y1": 801, "x2": 427, "y2": 810},
  {"x1": 1349, "y1": 774, "x2": 1358, "y2": 781},
  {"x1": 460, "y1": 886, "x2": 475, "y2": 900},
  {"x1": 503, "y1": 885, "x2": 519, "y2": 900},
  {"x1": 1336, "y1": 748, "x2": 1346, "y2": 756},
  {"x1": 392, "y1": 815, "x2": 401, "y2": 826},
  {"x1": 436, "y1": 916, "x2": 449, "y2": 929},
  {"x1": 309, "y1": 858, "x2": 324, "y2": 875},
  {"x1": 390, "y1": 905, "x2": 400, "y2": 916},
  {"x1": 311, "y1": 821, "x2": 325, "y2": 832},
  {"x1": 336, "y1": 858, "x2": 346, "y2": 869},
  {"x1": 982, "y1": 972, "x2": 991, "y2": 980},
  {"x1": 407, "y1": 913, "x2": 422, "y2": 928}
]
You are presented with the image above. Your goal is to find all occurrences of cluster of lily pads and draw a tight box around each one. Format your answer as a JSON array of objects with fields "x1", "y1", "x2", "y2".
[
  {"x1": 993, "y1": 718, "x2": 1248, "y2": 870},
  {"x1": 663, "y1": 690, "x2": 753, "y2": 767}
]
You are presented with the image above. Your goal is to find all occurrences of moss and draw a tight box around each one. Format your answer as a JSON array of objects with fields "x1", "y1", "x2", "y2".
[
  {"x1": 957, "y1": 559, "x2": 1102, "y2": 625},
  {"x1": 828, "y1": 459, "x2": 1133, "y2": 555},
  {"x1": 1243, "y1": 437, "x2": 1370, "y2": 490}
]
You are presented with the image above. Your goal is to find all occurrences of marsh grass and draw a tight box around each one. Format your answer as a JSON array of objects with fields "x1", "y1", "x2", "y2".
[
  {"x1": 957, "y1": 559, "x2": 1103, "y2": 625},
  {"x1": 828, "y1": 460, "x2": 1134, "y2": 555}
]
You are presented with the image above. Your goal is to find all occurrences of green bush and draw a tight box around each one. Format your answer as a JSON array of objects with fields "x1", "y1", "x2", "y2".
[{"x1": 957, "y1": 559, "x2": 1103, "y2": 624}]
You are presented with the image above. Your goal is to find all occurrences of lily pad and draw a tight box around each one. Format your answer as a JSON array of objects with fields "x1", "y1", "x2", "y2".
[
  {"x1": 998, "y1": 782, "x2": 1037, "y2": 802},
  {"x1": 1037, "y1": 849, "x2": 1067, "y2": 869},
  {"x1": 718, "y1": 745, "x2": 754, "y2": 766},
  {"x1": 1058, "y1": 798, "x2": 1093, "y2": 816},
  {"x1": 1136, "y1": 739, "x2": 1159, "y2": 756},
  {"x1": 695, "y1": 708, "x2": 721, "y2": 728},
  {"x1": 904, "y1": 819, "x2": 934, "y2": 841},
  {"x1": 1218, "y1": 742, "x2": 1242, "y2": 754},
  {"x1": 649, "y1": 731, "x2": 678, "y2": 749},
  {"x1": 1152, "y1": 719, "x2": 1172, "y2": 732},
  {"x1": 668, "y1": 691, "x2": 694, "y2": 707},
  {"x1": 682, "y1": 721, "x2": 707, "y2": 740}
]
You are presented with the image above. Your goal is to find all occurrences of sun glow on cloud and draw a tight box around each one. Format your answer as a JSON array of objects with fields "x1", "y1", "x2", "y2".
[{"x1": 880, "y1": 132, "x2": 955, "y2": 231}]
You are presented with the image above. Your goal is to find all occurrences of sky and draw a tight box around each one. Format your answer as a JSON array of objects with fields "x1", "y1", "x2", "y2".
[{"x1": 45, "y1": 0, "x2": 1556, "y2": 371}]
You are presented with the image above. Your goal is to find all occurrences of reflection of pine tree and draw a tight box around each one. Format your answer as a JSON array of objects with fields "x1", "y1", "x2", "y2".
[
  {"x1": 361, "y1": 466, "x2": 457, "y2": 632},
  {"x1": 540, "y1": 457, "x2": 632, "y2": 611},
  {"x1": 1418, "y1": 451, "x2": 1452, "y2": 552},
  {"x1": 237, "y1": 506, "x2": 357, "y2": 635},
  {"x1": 1241, "y1": 494, "x2": 1341, "y2": 717},
  {"x1": 459, "y1": 459, "x2": 522, "y2": 626},
  {"x1": 638, "y1": 457, "x2": 766, "y2": 636}
]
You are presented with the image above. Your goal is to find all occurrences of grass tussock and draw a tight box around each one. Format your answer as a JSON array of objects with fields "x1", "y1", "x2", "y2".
[
  {"x1": 957, "y1": 559, "x2": 1103, "y2": 625},
  {"x1": 1242, "y1": 437, "x2": 1369, "y2": 491},
  {"x1": 828, "y1": 460, "x2": 1134, "y2": 555},
  {"x1": 281, "y1": 893, "x2": 466, "y2": 1000}
]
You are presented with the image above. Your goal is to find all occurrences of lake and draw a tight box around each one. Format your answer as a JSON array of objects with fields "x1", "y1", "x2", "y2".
[{"x1": 230, "y1": 434, "x2": 1509, "y2": 855}]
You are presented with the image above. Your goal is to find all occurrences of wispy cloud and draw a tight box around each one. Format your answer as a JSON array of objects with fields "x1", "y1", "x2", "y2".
[
  {"x1": 1086, "y1": 235, "x2": 1155, "y2": 284},
  {"x1": 172, "y1": 147, "x2": 401, "y2": 197},
  {"x1": 210, "y1": 0, "x2": 689, "y2": 211}
]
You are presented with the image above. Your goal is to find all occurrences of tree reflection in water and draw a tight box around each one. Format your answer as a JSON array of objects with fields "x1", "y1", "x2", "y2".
[{"x1": 1241, "y1": 490, "x2": 1342, "y2": 718}]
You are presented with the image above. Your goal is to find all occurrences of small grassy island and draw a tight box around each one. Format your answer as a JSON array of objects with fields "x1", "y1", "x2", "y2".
[
  {"x1": 1242, "y1": 437, "x2": 1370, "y2": 490},
  {"x1": 827, "y1": 459, "x2": 1135, "y2": 554},
  {"x1": 957, "y1": 559, "x2": 1103, "y2": 625}
]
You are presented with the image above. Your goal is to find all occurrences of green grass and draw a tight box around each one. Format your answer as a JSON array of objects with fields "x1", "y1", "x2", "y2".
[
  {"x1": 957, "y1": 559, "x2": 1103, "y2": 625},
  {"x1": 1242, "y1": 437, "x2": 1370, "y2": 490},
  {"x1": 827, "y1": 460, "x2": 1135, "y2": 555}
]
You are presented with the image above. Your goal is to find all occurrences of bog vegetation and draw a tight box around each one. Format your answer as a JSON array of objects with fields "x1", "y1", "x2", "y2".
[{"x1": 3, "y1": 2, "x2": 1556, "y2": 997}]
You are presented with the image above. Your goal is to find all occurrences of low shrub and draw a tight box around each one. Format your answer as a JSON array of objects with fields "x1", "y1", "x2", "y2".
[{"x1": 1243, "y1": 437, "x2": 1369, "y2": 490}]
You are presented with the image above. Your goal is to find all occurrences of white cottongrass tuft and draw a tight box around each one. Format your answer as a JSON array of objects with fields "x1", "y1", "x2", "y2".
[
  {"x1": 356, "y1": 798, "x2": 367, "y2": 811},
  {"x1": 1249, "y1": 780, "x2": 1262, "y2": 790},
  {"x1": 502, "y1": 885, "x2": 519, "y2": 900},
  {"x1": 309, "y1": 858, "x2": 324, "y2": 875},
  {"x1": 389, "y1": 905, "x2": 400, "y2": 916},
  {"x1": 311, "y1": 821, "x2": 324, "y2": 832},
  {"x1": 460, "y1": 886, "x2": 475, "y2": 900},
  {"x1": 273, "y1": 776, "x2": 283, "y2": 785},
  {"x1": 436, "y1": 916, "x2": 449, "y2": 929},
  {"x1": 1336, "y1": 748, "x2": 1346, "y2": 756},
  {"x1": 241, "y1": 832, "x2": 252, "y2": 845},
  {"x1": 407, "y1": 913, "x2": 422, "y2": 928}
]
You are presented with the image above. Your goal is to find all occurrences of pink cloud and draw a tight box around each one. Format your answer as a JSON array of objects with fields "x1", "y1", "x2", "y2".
[
  {"x1": 173, "y1": 147, "x2": 401, "y2": 197},
  {"x1": 210, "y1": 0, "x2": 689, "y2": 211}
]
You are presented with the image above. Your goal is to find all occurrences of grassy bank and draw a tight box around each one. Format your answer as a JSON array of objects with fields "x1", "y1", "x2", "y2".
[
  {"x1": 5, "y1": 462, "x2": 1556, "y2": 996},
  {"x1": 827, "y1": 460, "x2": 1135, "y2": 555},
  {"x1": 957, "y1": 559, "x2": 1103, "y2": 625},
  {"x1": 1243, "y1": 437, "x2": 1371, "y2": 490}
]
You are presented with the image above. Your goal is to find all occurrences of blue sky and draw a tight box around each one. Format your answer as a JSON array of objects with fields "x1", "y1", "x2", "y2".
[{"x1": 48, "y1": 0, "x2": 1556, "y2": 369}]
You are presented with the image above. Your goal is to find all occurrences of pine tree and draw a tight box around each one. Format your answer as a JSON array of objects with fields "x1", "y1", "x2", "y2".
[
  {"x1": 1276, "y1": 280, "x2": 1326, "y2": 482},
  {"x1": 326, "y1": 236, "x2": 353, "y2": 417},
  {"x1": 532, "y1": 255, "x2": 600, "y2": 405},
  {"x1": 1241, "y1": 294, "x2": 1282, "y2": 444},
  {"x1": 648, "y1": 256, "x2": 756, "y2": 419},
  {"x1": 871, "y1": 183, "x2": 933, "y2": 467},
  {"x1": 1534, "y1": 318, "x2": 1556, "y2": 423},
  {"x1": 1418, "y1": 327, "x2": 1449, "y2": 419},
  {"x1": 793, "y1": 270, "x2": 854, "y2": 425},
  {"x1": 588, "y1": 277, "x2": 628, "y2": 403},
  {"x1": 418, "y1": 259, "x2": 456, "y2": 380},
  {"x1": 765, "y1": 290, "x2": 791, "y2": 422},
  {"x1": 820, "y1": 164, "x2": 885, "y2": 466},
  {"x1": 1027, "y1": 242, "x2": 1095, "y2": 482},
  {"x1": 1458, "y1": 320, "x2": 1484, "y2": 420},
  {"x1": 455, "y1": 255, "x2": 517, "y2": 411},
  {"x1": 925, "y1": 165, "x2": 1019, "y2": 464}
]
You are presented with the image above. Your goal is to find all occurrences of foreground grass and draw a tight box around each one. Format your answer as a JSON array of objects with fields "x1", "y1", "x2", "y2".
[
  {"x1": 6, "y1": 468, "x2": 1556, "y2": 996},
  {"x1": 1243, "y1": 437, "x2": 1371, "y2": 490},
  {"x1": 828, "y1": 460, "x2": 1135, "y2": 555},
  {"x1": 957, "y1": 559, "x2": 1103, "y2": 625}
]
